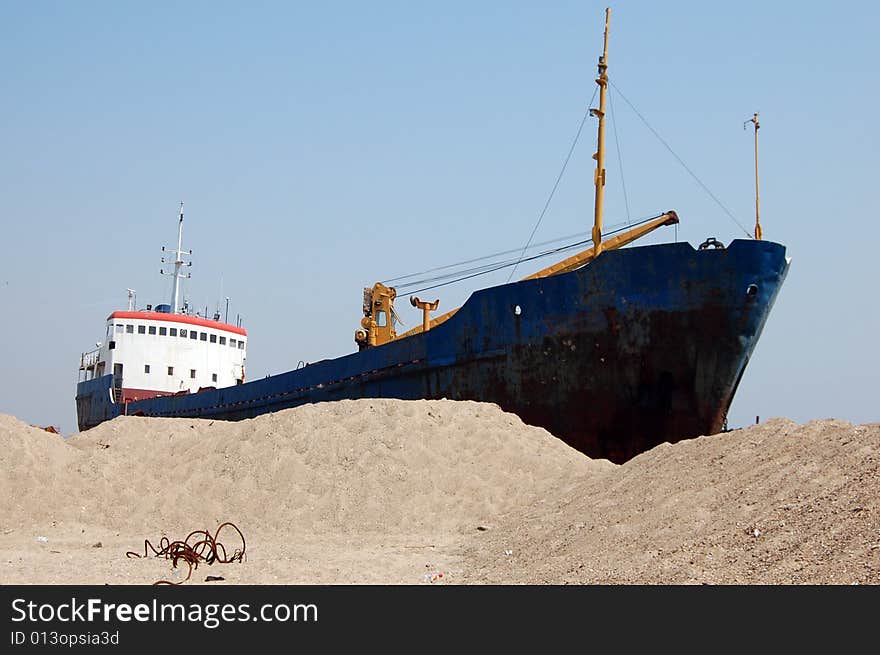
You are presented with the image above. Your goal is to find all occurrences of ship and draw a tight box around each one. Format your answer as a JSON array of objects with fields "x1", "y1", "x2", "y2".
[{"x1": 75, "y1": 9, "x2": 789, "y2": 463}]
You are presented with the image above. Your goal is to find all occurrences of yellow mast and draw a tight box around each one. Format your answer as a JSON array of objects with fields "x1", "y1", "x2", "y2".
[
  {"x1": 746, "y1": 112, "x2": 762, "y2": 240},
  {"x1": 591, "y1": 7, "x2": 611, "y2": 257}
]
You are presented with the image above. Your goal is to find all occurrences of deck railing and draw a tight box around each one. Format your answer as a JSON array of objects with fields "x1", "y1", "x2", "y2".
[{"x1": 79, "y1": 348, "x2": 100, "y2": 371}]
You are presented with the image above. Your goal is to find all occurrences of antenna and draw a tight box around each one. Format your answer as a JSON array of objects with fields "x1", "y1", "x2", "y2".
[
  {"x1": 126, "y1": 288, "x2": 136, "y2": 311},
  {"x1": 159, "y1": 202, "x2": 193, "y2": 313}
]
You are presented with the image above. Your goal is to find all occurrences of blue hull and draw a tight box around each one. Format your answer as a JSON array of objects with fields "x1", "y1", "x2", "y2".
[{"x1": 76, "y1": 239, "x2": 789, "y2": 462}]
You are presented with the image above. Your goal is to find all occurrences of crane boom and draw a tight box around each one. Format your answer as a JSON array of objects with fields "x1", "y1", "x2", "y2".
[
  {"x1": 392, "y1": 211, "x2": 679, "y2": 340},
  {"x1": 520, "y1": 211, "x2": 679, "y2": 280}
]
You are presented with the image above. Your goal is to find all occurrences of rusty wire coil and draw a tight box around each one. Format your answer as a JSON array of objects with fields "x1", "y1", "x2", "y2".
[{"x1": 126, "y1": 522, "x2": 246, "y2": 585}]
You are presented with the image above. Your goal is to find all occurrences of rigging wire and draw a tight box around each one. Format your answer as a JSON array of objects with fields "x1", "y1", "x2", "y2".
[
  {"x1": 400, "y1": 213, "x2": 666, "y2": 296},
  {"x1": 384, "y1": 76, "x2": 750, "y2": 299},
  {"x1": 609, "y1": 80, "x2": 752, "y2": 238},
  {"x1": 506, "y1": 87, "x2": 599, "y2": 283},
  {"x1": 390, "y1": 215, "x2": 644, "y2": 291},
  {"x1": 383, "y1": 228, "x2": 595, "y2": 285},
  {"x1": 402, "y1": 241, "x2": 587, "y2": 295},
  {"x1": 609, "y1": 88, "x2": 632, "y2": 225}
]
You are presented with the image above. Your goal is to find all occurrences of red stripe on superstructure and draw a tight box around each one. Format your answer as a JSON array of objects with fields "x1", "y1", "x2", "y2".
[
  {"x1": 120, "y1": 388, "x2": 174, "y2": 403},
  {"x1": 108, "y1": 311, "x2": 248, "y2": 336}
]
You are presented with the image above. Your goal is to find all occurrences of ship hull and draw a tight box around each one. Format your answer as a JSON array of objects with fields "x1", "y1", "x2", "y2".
[{"x1": 76, "y1": 239, "x2": 789, "y2": 462}]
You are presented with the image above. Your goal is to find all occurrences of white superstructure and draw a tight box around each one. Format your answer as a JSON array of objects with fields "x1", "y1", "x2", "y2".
[{"x1": 78, "y1": 205, "x2": 247, "y2": 402}]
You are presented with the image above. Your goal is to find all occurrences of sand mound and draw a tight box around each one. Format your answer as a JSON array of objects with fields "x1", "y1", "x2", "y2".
[
  {"x1": 461, "y1": 418, "x2": 880, "y2": 584},
  {"x1": 4, "y1": 400, "x2": 604, "y2": 536},
  {"x1": 0, "y1": 414, "x2": 83, "y2": 530},
  {"x1": 1, "y1": 402, "x2": 877, "y2": 584}
]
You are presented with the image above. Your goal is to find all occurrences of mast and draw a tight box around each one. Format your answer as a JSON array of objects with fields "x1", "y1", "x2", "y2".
[
  {"x1": 591, "y1": 7, "x2": 610, "y2": 256},
  {"x1": 746, "y1": 112, "x2": 762, "y2": 240},
  {"x1": 161, "y1": 202, "x2": 191, "y2": 313}
]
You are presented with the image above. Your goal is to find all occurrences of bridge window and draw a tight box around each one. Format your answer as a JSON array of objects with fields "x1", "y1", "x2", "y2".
[
  {"x1": 200, "y1": 332, "x2": 207, "y2": 341},
  {"x1": 138, "y1": 325, "x2": 146, "y2": 334},
  {"x1": 210, "y1": 334, "x2": 217, "y2": 343},
  {"x1": 190, "y1": 369, "x2": 196, "y2": 379},
  {"x1": 190, "y1": 331, "x2": 197, "y2": 340},
  {"x1": 169, "y1": 328, "x2": 177, "y2": 337},
  {"x1": 219, "y1": 336, "x2": 226, "y2": 345},
  {"x1": 212, "y1": 373, "x2": 217, "y2": 383},
  {"x1": 144, "y1": 364, "x2": 150, "y2": 374},
  {"x1": 230, "y1": 339, "x2": 237, "y2": 347},
  {"x1": 159, "y1": 327, "x2": 167, "y2": 336},
  {"x1": 115, "y1": 325, "x2": 123, "y2": 333},
  {"x1": 238, "y1": 341, "x2": 244, "y2": 349},
  {"x1": 167, "y1": 366, "x2": 174, "y2": 376},
  {"x1": 180, "y1": 329, "x2": 187, "y2": 338},
  {"x1": 148, "y1": 326, "x2": 156, "y2": 335},
  {"x1": 126, "y1": 324, "x2": 134, "y2": 334}
]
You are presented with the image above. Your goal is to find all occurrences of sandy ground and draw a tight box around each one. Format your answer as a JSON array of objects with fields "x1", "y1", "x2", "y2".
[{"x1": 1, "y1": 400, "x2": 877, "y2": 585}]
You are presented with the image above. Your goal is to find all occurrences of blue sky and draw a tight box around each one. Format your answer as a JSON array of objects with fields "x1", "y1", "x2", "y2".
[{"x1": 1, "y1": 1, "x2": 877, "y2": 433}]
